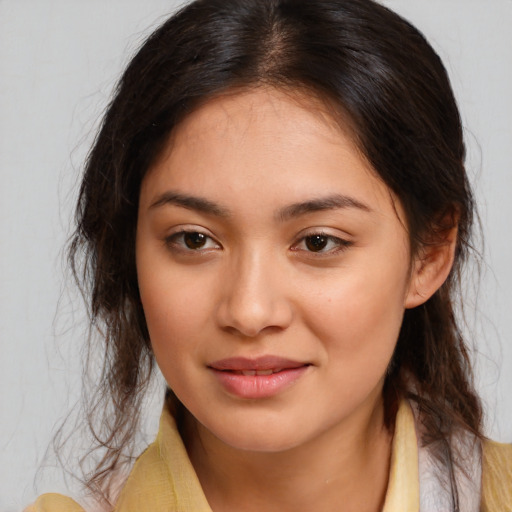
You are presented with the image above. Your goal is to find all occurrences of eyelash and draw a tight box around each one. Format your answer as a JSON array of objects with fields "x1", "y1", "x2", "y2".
[
  {"x1": 165, "y1": 230, "x2": 221, "y2": 252},
  {"x1": 164, "y1": 229, "x2": 352, "y2": 256},
  {"x1": 291, "y1": 231, "x2": 352, "y2": 255}
]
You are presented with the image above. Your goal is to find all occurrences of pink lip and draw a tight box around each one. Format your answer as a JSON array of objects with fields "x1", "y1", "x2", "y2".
[{"x1": 208, "y1": 356, "x2": 310, "y2": 399}]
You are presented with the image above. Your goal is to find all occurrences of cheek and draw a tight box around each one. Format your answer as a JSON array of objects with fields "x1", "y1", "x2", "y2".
[
  {"x1": 140, "y1": 280, "x2": 208, "y2": 397},
  {"x1": 136, "y1": 249, "x2": 217, "y2": 375},
  {"x1": 299, "y1": 260, "x2": 409, "y2": 375}
]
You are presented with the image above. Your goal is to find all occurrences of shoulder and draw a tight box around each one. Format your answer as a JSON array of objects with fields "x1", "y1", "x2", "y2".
[
  {"x1": 481, "y1": 438, "x2": 512, "y2": 511},
  {"x1": 23, "y1": 444, "x2": 164, "y2": 512},
  {"x1": 25, "y1": 404, "x2": 210, "y2": 512},
  {"x1": 24, "y1": 493, "x2": 85, "y2": 512},
  {"x1": 112, "y1": 440, "x2": 179, "y2": 511}
]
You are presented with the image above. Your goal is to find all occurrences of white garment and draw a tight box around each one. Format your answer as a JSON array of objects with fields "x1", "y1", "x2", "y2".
[{"x1": 415, "y1": 409, "x2": 482, "y2": 511}]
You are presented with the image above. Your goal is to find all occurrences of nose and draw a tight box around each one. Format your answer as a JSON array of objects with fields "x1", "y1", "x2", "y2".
[{"x1": 215, "y1": 250, "x2": 293, "y2": 338}]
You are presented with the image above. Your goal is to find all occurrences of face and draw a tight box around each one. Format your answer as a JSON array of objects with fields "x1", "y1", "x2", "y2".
[{"x1": 136, "y1": 88, "x2": 417, "y2": 452}]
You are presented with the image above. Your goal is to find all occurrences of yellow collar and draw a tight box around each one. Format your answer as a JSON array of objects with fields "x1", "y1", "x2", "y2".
[
  {"x1": 28, "y1": 399, "x2": 512, "y2": 511},
  {"x1": 115, "y1": 399, "x2": 419, "y2": 511},
  {"x1": 382, "y1": 400, "x2": 419, "y2": 511}
]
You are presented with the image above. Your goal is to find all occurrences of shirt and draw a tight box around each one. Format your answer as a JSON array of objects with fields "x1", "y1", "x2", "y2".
[{"x1": 25, "y1": 400, "x2": 512, "y2": 511}]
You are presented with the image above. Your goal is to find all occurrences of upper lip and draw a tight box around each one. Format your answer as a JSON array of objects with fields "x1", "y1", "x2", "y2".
[{"x1": 208, "y1": 356, "x2": 308, "y2": 371}]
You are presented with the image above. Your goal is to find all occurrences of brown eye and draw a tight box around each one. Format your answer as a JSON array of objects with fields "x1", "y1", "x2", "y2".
[
  {"x1": 293, "y1": 232, "x2": 352, "y2": 256},
  {"x1": 305, "y1": 234, "x2": 329, "y2": 252},
  {"x1": 165, "y1": 230, "x2": 220, "y2": 253},
  {"x1": 184, "y1": 232, "x2": 208, "y2": 249}
]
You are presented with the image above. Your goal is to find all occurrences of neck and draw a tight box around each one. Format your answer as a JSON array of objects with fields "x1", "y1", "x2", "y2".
[{"x1": 184, "y1": 396, "x2": 392, "y2": 512}]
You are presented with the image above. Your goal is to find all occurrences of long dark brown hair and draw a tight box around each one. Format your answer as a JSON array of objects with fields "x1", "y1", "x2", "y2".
[{"x1": 68, "y1": 0, "x2": 482, "y2": 508}]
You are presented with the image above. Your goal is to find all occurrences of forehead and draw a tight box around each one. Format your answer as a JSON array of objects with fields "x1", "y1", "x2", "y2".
[
  {"x1": 156, "y1": 87, "x2": 360, "y2": 168},
  {"x1": 141, "y1": 87, "x2": 403, "y2": 223}
]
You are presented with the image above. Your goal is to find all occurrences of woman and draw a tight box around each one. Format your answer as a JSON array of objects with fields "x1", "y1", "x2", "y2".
[{"x1": 26, "y1": 0, "x2": 512, "y2": 510}]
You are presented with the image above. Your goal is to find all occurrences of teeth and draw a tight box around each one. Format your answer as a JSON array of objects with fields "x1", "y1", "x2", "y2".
[
  {"x1": 237, "y1": 369, "x2": 281, "y2": 376},
  {"x1": 255, "y1": 369, "x2": 273, "y2": 376}
]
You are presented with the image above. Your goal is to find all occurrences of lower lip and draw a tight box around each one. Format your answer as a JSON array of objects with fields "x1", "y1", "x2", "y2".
[{"x1": 210, "y1": 366, "x2": 309, "y2": 399}]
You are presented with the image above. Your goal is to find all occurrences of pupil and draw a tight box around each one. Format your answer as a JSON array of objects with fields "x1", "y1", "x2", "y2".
[
  {"x1": 184, "y1": 232, "x2": 206, "y2": 249},
  {"x1": 306, "y1": 235, "x2": 328, "y2": 251}
]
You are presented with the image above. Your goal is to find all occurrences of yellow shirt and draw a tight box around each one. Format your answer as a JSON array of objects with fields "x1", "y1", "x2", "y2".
[{"x1": 26, "y1": 401, "x2": 512, "y2": 511}]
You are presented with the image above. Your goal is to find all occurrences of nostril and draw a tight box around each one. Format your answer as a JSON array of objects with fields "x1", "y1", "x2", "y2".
[
  {"x1": 221, "y1": 322, "x2": 289, "y2": 339},
  {"x1": 215, "y1": 268, "x2": 294, "y2": 337}
]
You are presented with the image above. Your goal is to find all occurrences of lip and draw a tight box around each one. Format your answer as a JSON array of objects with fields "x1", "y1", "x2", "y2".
[{"x1": 208, "y1": 356, "x2": 310, "y2": 399}]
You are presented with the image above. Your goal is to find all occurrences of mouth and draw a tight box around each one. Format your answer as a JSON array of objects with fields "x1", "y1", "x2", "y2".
[
  {"x1": 208, "y1": 356, "x2": 311, "y2": 399},
  {"x1": 208, "y1": 355, "x2": 308, "y2": 372},
  {"x1": 227, "y1": 368, "x2": 287, "y2": 376}
]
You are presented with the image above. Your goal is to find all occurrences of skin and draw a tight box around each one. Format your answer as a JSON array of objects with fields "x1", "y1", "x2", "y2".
[{"x1": 136, "y1": 87, "x2": 455, "y2": 512}]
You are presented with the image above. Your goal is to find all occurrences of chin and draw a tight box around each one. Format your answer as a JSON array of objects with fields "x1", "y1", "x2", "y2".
[
  {"x1": 198, "y1": 410, "x2": 316, "y2": 453},
  {"x1": 217, "y1": 428, "x2": 304, "y2": 453}
]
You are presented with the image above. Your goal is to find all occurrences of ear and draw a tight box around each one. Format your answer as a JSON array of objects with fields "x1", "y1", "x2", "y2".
[{"x1": 404, "y1": 225, "x2": 458, "y2": 309}]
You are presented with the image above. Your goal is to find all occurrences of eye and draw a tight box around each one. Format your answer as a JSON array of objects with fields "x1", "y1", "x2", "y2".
[
  {"x1": 166, "y1": 230, "x2": 220, "y2": 251},
  {"x1": 293, "y1": 232, "x2": 352, "y2": 254}
]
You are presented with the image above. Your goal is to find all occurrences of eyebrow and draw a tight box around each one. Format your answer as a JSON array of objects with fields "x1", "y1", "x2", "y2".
[
  {"x1": 149, "y1": 191, "x2": 230, "y2": 217},
  {"x1": 149, "y1": 190, "x2": 371, "y2": 220},
  {"x1": 276, "y1": 194, "x2": 372, "y2": 221}
]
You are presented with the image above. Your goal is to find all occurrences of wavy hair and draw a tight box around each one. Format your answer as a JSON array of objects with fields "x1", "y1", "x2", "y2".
[{"x1": 68, "y1": 0, "x2": 482, "y2": 508}]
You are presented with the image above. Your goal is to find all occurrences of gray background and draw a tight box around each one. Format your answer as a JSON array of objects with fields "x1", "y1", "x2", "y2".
[{"x1": 1, "y1": 1, "x2": 511, "y2": 510}]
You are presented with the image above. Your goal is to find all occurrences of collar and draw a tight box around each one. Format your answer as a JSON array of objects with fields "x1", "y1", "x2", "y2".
[
  {"x1": 382, "y1": 399, "x2": 420, "y2": 511},
  {"x1": 116, "y1": 399, "x2": 480, "y2": 511}
]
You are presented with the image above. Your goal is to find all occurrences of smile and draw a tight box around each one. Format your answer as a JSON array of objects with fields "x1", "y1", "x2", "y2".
[
  {"x1": 208, "y1": 356, "x2": 310, "y2": 399},
  {"x1": 231, "y1": 369, "x2": 283, "y2": 376}
]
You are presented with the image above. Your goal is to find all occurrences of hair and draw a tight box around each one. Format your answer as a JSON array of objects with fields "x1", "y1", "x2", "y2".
[{"x1": 69, "y1": 0, "x2": 482, "y2": 508}]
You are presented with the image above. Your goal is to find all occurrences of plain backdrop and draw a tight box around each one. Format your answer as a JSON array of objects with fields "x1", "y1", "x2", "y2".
[{"x1": 1, "y1": 1, "x2": 511, "y2": 510}]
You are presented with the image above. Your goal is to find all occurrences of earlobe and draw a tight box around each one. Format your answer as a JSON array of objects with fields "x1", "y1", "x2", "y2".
[{"x1": 404, "y1": 226, "x2": 458, "y2": 309}]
